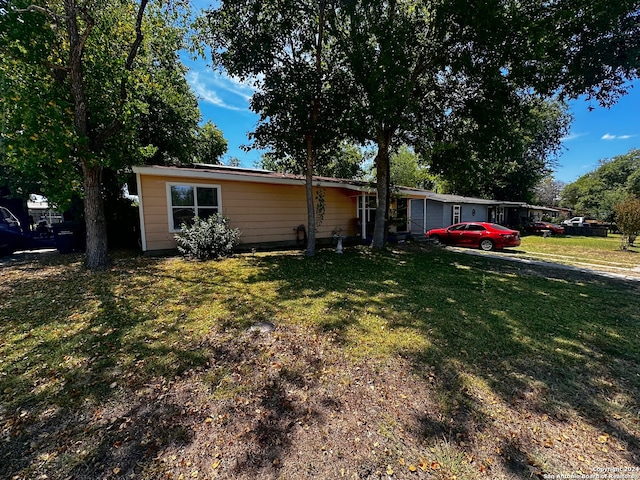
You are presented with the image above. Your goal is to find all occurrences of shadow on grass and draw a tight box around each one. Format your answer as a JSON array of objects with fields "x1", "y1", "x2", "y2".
[
  {"x1": 0, "y1": 255, "x2": 211, "y2": 478},
  {"x1": 203, "y1": 336, "x2": 329, "y2": 478},
  {"x1": 244, "y1": 247, "x2": 640, "y2": 473},
  {"x1": 2, "y1": 248, "x2": 639, "y2": 478}
]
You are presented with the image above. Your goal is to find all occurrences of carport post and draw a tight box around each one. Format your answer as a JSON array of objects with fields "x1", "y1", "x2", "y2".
[{"x1": 361, "y1": 192, "x2": 366, "y2": 239}]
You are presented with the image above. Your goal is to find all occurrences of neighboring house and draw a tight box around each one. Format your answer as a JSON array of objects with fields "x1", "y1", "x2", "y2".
[
  {"x1": 28, "y1": 196, "x2": 64, "y2": 227},
  {"x1": 132, "y1": 163, "x2": 529, "y2": 254},
  {"x1": 556, "y1": 207, "x2": 573, "y2": 219},
  {"x1": 407, "y1": 192, "x2": 521, "y2": 235},
  {"x1": 522, "y1": 205, "x2": 561, "y2": 222}
]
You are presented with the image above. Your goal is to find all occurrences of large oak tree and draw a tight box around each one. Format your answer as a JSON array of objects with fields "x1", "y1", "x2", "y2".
[{"x1": 0, "y1": 0, "x2": 195, "y2": 269}]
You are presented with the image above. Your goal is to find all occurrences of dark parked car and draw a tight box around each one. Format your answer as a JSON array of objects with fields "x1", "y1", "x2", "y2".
[
  {"x1": 426, "y1": 222, "x2": 521, "y2": 251},
  {"x1": 526, "y1": 221, "x2": 565, "y2": 235},
  {"x1": 0, "y1": 206, "x2": 22, "y2": 255}
]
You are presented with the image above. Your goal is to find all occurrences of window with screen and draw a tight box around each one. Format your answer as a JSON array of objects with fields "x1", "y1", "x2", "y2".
[{"x1": 168, "y1": 183, "x2": 221, "y2": 231}]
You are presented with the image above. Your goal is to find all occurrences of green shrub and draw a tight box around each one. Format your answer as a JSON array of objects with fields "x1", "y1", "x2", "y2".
[
  {"x1": 174, "y1": 214, "x2": 240, "y2": 260},
  {"x1": 614, "y1": 196, "x2": 640, "y2": 250}
]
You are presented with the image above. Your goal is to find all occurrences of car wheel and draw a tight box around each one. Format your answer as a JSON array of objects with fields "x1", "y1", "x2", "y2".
[
  {"x1": 479, "y1": 238, "x2": 495, "y2": 251},
  {"x1": 430, "y1": 235, "x2": 442, "y2": 246}
]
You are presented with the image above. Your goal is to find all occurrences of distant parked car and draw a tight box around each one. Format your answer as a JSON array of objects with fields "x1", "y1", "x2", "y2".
[
  {"x1": 526, "y1": 221, "x2": 565, "y2": 235},
  {"x1": 0, "y1": 206, "x2": 22, "y2": 255},
  {"x1": 426, "y1": 222, "x2": 521, "y2": 251}
]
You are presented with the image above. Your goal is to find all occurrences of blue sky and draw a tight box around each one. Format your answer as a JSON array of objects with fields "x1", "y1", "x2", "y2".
[
  {"x1": 559, "y1": 82, "x2": 640, "y2": 183},
  {"x1": 182, "y1": 31, "x2": 639, "y2": 185}
]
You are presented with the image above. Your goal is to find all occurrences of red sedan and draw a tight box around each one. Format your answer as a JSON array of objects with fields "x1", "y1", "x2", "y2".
[
  {"x1": 426, "y1": 222, "x2": 521, "y2": 251},
  {"x1": 526, "y1": 221, "x2": 565, "y2": 235}
]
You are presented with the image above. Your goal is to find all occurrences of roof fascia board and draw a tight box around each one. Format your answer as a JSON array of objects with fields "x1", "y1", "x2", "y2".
[
  {"x1": 132, "y1": 165, "x2": 371, "y2": 192},
  {"x1": 132, "y1": 166, "x2": 518, "y2": 201}
]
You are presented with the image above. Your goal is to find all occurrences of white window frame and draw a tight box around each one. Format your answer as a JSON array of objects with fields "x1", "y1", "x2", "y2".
[
  {"x1": 452, "y1": 204, "x2": 461, "y2": 224},
  {"x1": 166, "y1": 182, "x2": 222, "y2": 232}
]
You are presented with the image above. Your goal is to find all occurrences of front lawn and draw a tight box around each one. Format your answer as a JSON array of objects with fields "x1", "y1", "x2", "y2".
[
  {"x1": 1, "y1": 247, "x2": 639, "y2": 479},
  {"x1": 517, "y1": 234, "x2": 640, "y2": 272}
]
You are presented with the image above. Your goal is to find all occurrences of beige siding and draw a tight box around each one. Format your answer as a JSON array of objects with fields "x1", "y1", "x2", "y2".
[{"x1": 139, "y1": 174, "x2": 358, "y2": 251}]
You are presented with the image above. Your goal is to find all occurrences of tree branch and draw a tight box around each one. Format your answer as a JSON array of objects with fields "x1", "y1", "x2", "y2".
[
  {"x1": 11, "y1": 4, "x2": 63, "y2": 23},
  {"x1": 125, "y1": 0, "x2": 148, "y2": 72},
  {"x1": 64, "y1": 0, "x2": 94, "y2": 138},
  {"x1": 96, "y1": 0, "x2": 148, "y2": 147}
]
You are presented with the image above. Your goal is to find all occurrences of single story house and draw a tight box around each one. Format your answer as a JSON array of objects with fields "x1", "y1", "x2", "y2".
[{"x1": 132, "y1": 163, "x2": 532, "y2": 254}]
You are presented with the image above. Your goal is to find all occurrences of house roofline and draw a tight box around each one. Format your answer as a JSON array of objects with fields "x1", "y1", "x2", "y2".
[
  {"x1": 132, "y1": 164, "x2": 434, "y2": 197},
  {"x1": 132, "y1": 164, "x2": 372, "y2": 192},
  {"x1": 132, "y1": 164, "x2": 533, "y2": 206}
]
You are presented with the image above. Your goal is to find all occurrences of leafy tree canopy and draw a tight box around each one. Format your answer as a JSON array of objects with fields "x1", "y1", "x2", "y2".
[
  {"x1": 193, "y1": 120, "x2": 228, "y2": 165},
  {"x1": 365, "y1": 145, "x2": 436, "y2": 190},
  {"x1": 560, "y1": 149, "x2": 640, "y2": 220},
  {"x1": 0, "y1": 0, "x2": 204, "y2": 208},
  {"x1": 425, "y1": 96, "x2": 572, "y2": 202},
  {"x1": 259, "y1": 142, "x2": 368, "y2": 180}
]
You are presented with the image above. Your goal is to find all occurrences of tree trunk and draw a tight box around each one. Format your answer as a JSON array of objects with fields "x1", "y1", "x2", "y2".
[
  {"x1": 305, "y1": 136, "x2": 316, "y2": 257},
  {"x1": 83, "y1": 162, "x2": 109, "y2": 270},
  {"x1": 371, "y1": 127, "x2": 393, "y2": 250},
  {"x1": 64, "y1": 0, "x2": 109, "y2": 270},
  {"x1": 303, "y1": 0, "x2": 326, "y2": 257},
  {"x1": 61, "y1": 0, "x2": 147, "y2": 270}
]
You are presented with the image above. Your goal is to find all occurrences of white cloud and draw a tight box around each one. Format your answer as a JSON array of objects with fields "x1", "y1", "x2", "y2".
[
  {"x1": 561, "y1": 132, "x2": 587, "y2": 142},
  {"x1": 602, "y1": 133, "x2": 635, "y2": 140},
  {"x1": 186, "y1": 70, "x2": 256, "y2": 111}
]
